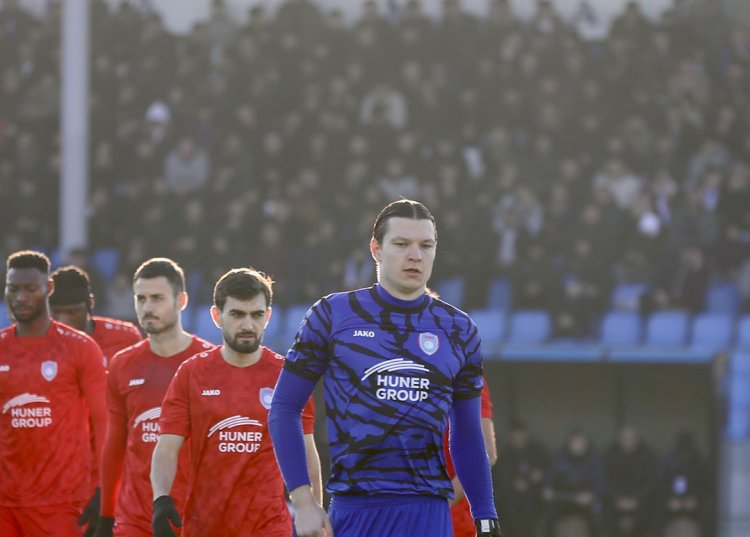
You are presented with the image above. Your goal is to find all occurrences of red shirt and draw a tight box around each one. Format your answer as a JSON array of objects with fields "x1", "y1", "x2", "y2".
[
  {"x1": 160, "y1": 346, "x2": 316, "y2": 537},
  {"x1": 446, "y1": 379, "x2": 494, "y2": 537},
  {"x1": 90, "y1": 316, "x2": 142, "y2": 368},
  {"x1": 0, "y1": 321, "x2": 106, "y2": 506},
  {"x1": 103, "y1": 336, "x2": 213, "y2": 531}
]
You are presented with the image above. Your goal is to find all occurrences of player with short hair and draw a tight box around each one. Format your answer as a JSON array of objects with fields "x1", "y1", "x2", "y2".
[
  {"x1": 49, "y1": 264, "x2": 143, "y2": 536},
  {"x1": 93, "y1": 258, "x2": 213, "y2": 537},
  {"x1": 269, "y1": 199, "x2": 502, "y2": 537},
  {"x1": 0, "y1": 250, "x2": 107, "y2": 536},
  {"x1": 151, "y1": 268, "x2": 320, "y2": 536}
]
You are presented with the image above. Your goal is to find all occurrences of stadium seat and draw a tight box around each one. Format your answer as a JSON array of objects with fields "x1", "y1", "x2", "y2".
[
  {"x1": 600, "y1": 310, "x2": 642, "y2": 346},
  {"x1": 468, "y1": 309, "x2": 506, "y2": 357},
  {"x1": 645, "y1": 310, "x2": 690, "y2": 346},
  {"x1": 610, "y1": 282, "x2": 647, "y2": 311},
  {"x1": 433, "y1": 277, "x2": 465, "y2": 308},
  {"x1": 736, "y1": 315, "x2": 750, "y2": 350},
  {"x1": 91, "y1": 247, "x2": 121, "y2": 283},
  {"x1": 0, "y1": 302, "x2": 10, "y2": 329},
  {"x1": 690, "y1": 313, "x2": 734, "y2": 352},
  {"x1": 262, "y1": 305, "x2": 285, "y2": 353},
  {"x1": 279, "y1": 304, "x2": 311, "y2": 351},
  {"x1": 506, "y1": 310, "x2": 552, "y2": 344},
  {"x1": 486, "y1": 277, "x2": 512, "y2": 311},
  {"x1": 191, "y1": 304, "x2": 222, "y2": 345},
  {"x1": 705, "y1": 280, "x2": 742, "y2": 316},
  {"x1": 726, "y1": 354, "x2": 750, "y2": 440}
]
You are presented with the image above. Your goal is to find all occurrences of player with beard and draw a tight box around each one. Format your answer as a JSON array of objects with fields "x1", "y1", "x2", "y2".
[
  {"x1": 151, "y1": 268, "x2": 320, "y2": 536},
  {"x1": 0, "y1": 250, "x2": 107, "y2": 536},
  {"x1": 93, "y1": 258, "x2": 213, "y2": 537}
]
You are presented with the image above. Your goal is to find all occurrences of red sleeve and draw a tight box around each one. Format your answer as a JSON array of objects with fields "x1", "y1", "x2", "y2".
[
  {"x1": 78, "y1": 338, "x2": 108, "y2": 478},
  {"x1": 301, "y1": 396, "x2": 315, "y2": 435},
  {"x1": 100, "y1": 361, "x2": 129, "y2": 516},
  {"x1": 480, "y1": 377, "x2": 493, "y2": 419},
  {"x1": 159, "y1": 363, "x2": 191, "y2": 438}
]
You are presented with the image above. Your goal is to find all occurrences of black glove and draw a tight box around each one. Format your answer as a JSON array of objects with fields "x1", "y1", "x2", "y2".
[
  {"x1": 152, "y1": 495, "x2": 182, "y2": 537},
  {"x1": 92, "y1": 516, "x2": 114, "y2": 537},
  {"x1": 78, "y1": 487, "x2": 100, "y2": 537},
  {"x1": 475, "y1": 518, "x2": 503, "y2": 536}
]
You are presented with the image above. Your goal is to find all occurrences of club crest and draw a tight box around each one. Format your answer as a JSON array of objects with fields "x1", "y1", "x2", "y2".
[
  {"x1": 259, "y1": 387, "x2": 274, "y2": 409},
  {"x1": 41, "y1": 361, "x2": 58, "y2": 382},
  {"x1": 418, "y1": 332, "x2": 439, "y2": 355}
]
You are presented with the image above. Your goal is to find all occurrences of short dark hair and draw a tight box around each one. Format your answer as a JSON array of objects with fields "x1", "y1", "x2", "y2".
[
  {"x1": 213, "y1": 268, "x2": 273, "y2": 311},
  {"x1": 7, "y1": 250, "x2": 51, "y2": 274},
  {"x1": 133, "y1": 258, "x2": 185, "y2": 295},
  {"x1": 372, "y1": 199, "x2": 437, "y2": 244},
  {"x1": 49, "y1": 265, "x2": 91, "y2": 305}
]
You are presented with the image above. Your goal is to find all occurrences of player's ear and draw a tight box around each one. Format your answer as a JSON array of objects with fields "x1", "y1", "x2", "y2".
[
  {"x1": 210, "y1": 305, "x2": 222, "y2": 328},
  {"x1": 46, "y1": 277, "x2": 55, "y2": 297},
  {"x1": 264, "y1": 306, "x2": 272, "y2": 329},
  {"x1": 370, "y1": 238, "x2": 381, "y2": 263},
  {"x1": 178, "y1": 291, "x2": 188, "y2": 311},
  {"x1": 88, "y1": 293, "x2": 96, "y2": 312}
]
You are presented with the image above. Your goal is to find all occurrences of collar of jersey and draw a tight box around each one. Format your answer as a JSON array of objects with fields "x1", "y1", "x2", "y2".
[{"x1": 371, "y1": 284, "x2": 429, "y2": 313}]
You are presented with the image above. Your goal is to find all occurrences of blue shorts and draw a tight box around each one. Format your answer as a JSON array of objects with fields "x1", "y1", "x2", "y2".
[{"x1": 329, "y1": 494, "x2": 452, "y2": 537}]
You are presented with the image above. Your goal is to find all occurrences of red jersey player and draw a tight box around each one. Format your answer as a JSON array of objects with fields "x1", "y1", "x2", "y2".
[
  {"x1": 445, "y1": 379, "x2": 498, "y2": 537},
  {"x1": 93, "y1": 258, "x2": 213, "y2": 537},
  {"x1": 50, "y1": 265, "x2": 143, "y2": 536},
  {"x1": 151, "y1": 268, "x2": 321, "y2": 537},
  {"x1": 0, "y1": 250, "x2": 107, "y2": 537}
]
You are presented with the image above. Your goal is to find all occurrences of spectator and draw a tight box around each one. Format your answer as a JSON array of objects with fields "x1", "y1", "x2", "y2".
[{"x1": 163, "y1": 135, "x2": 210, "y2": 195}]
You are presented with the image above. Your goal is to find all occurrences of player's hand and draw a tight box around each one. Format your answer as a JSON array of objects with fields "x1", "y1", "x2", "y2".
[
  {"x1": 92, "y1": 516, "x2": 115, "y2": 537},
  {"x1": 294, "y1": 501, "x2": 334, "y2": 537},
  {"x1": 78, "y1": 487, "x2": 101, "y2": 537},
  {"x1": 152, "y1": 495, "x2": 182, "y2": 537},
  {"x1": 475, "y1": 518, "x2": 503, "y2": 536}
]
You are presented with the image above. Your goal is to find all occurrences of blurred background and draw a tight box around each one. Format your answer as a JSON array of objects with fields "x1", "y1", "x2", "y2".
[{"x1": 1, "y1": 0, "x2": 749, "y2": 535}]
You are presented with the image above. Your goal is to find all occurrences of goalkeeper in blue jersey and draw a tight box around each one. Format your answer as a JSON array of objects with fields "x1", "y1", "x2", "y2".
[{"x1": 269, "y1": 199, "x2": 502, "y2": 537}]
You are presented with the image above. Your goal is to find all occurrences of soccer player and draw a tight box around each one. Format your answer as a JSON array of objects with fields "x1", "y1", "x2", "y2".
[
  {"x1": 269, "y1": 199, "x2": 502, "y2": 537},
  {"x1": 0, "y1": 250, "x2": 107, "y2": 536},
  {"x1": 151, "y1": 268, "x2": 320, "y2": 536},
  {"x1": 50, "y1": 265, "x2": 142, "y2": 367},
  {"x1": 94, "y1": 258, "x2": 213, "y2": 537},
  {"x1": 49, "y1": 264, "x2": 143, "y2": 536}
]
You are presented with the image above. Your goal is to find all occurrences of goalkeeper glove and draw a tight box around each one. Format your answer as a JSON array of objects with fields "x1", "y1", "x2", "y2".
[
  {"x1": 152, "y1": 495, "x2": 182, "y2": 537},
  {"x1": 92, "y1": 516, "x2": 114, "y2": 537},
  {"x1": 78, "y1": 487, "x2": 100, "y2": 537},
  {"x1": 475, "y1": 518, "x2": 503, "y2": 536}
]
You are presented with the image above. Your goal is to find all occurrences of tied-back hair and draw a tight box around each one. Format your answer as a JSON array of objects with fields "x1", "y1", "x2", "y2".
[
  {"x1": 7, "y1": 250, "x2": 51, "y2": 274},
  {"x1": 371, "y1": 199, "x2": 437, "y2": 245},
  {"x1": 213, "y1": 268, "x2": 274, "y2": 311},
  {"x1": 133, "y1": 257, "x2": 186, "y2": 296}
]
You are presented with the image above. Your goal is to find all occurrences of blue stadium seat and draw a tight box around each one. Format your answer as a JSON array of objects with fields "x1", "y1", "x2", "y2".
[
  {"x1": 690, "y1": 313, "x2": 734, "y2": 352},
  {"x1": 610, "y1": 282, "x2": 647, "y2": 311},
  {"x1": 91, "y1": 247, "x2": 121, "y2": 283},
  {"x1": 506, "y1": 310, "x2": 552, "y2": 344},
  {"x1": 645, "y1": 310, "x2": 690, "y2": 346},
  {"x1": 726, "y1": 353, "x2": 750, "y2": 440},
  {"x1": 262, "y1": 305, "x2": 285, "y2": 353},
  {"x1": 279, "y1": 304, "x2": 311, "y2": 351},
  {"x1": 737, "y1": 315, "x2": 750, "y2": 350},
  {"x1": 600, "y1": 310, "x2": 642, "y2": 346},
  {"x1": 433, "y1": 277, "x2": 465, "y2": 308},
  {"x1": 706, "y1": 280, "x2": 742, "y2": 316},
  {"x1": 0, "y1": 302, "x2": 10, "y2": 329},
  {"x1": 191, "y1": 304, "x2": 222, "y2": 345},
  {"x1": 468, "y1": 309, "x2": 506, "y2": 357},
  {"x1": 181, "y1": 306, "x2": 195, "y2": 333},
  {"x1": 48, "y1": 247, "x2": 63, "y2": 269},
  {"x1": 486, "y1": 277, "x2": 512, "y2": 311}
]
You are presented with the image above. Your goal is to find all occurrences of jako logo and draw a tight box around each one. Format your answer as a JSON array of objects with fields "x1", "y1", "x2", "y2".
[
  {"x1": 202, "y1": 389, "x2": 221, "y2": 396},
  {"x1": 353, "y1": 330, "x2": 375, "y2": 338}
]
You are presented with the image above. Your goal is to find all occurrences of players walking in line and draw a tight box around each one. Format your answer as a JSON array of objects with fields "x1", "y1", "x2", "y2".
[
  {"x1": 93, "y1": 258, "x2": 213, "y2": 537},
  {"x1": 151, "y1": 268, "x2": 320, "y2": 536},
  {"x1": 0, "y1": 250, "x2": 107, "y2": 536},
  {"x1": 269, "y1": 199, "x2": 502, "y2": 537}
]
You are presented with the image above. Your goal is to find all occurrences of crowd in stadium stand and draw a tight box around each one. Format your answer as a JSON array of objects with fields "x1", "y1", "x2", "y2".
[{"x1": 1, "y1": 0, "x2": 750, "y2": 337}]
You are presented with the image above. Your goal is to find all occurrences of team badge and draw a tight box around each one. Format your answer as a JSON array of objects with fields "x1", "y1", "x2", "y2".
[
  {"x1": 259, "y1": 387, "x2": 274, "y2": 409},
  {"x1": 418, "y1": 333, "x2": 439, "y2": 355},
  {"x1": 41, "y1": 361, "x2": 58, "y2": 382}
]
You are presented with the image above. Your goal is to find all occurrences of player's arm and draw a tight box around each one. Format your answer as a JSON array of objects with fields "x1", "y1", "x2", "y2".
[
  {"x1": 304, "y1": 433, "x2": 323, "y2": 505},
  {"x1": 151, "y1": 434, "x2": 185, "y2": 499},
  {"x1": 79, "y1": 340, "x2": 108, "y2": 467},
  {"x1": 482, "y1": 417, "x2": 498, "y2": 466}
]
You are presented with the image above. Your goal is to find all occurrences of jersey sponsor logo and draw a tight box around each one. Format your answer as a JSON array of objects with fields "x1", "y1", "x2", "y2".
[
  {"x1": 202, "y1": 389, "x2": 221, "y2": 396},
  {"x1": 208, "y1": 415, "x2": 263, "y2": 453},
  {"x1": 133, "y1": 407, "x2": 161, "y2": 442},
  {"x1": 361, "y1": 359, "x2": 431, "y2": 402},
  {"x1": 0, "y1": 365, "x2": 9, "y2": 372},
  {"x1": 129, "y1": 378, "x2": 145, "y2": 386},
  {"x1": 418, "y1": 332, "x2": 439, "y2": 355},
  {"x1": 2, "y1": 393, "x2": 53, "y2": 428},
  {"x1": 353, "y1": 330, "x2": 375, "y2": 338},
  {"x1": 259, "y1": 387, "x2": 273, "y2": 409},
  {"x1": 41, "y1": 360, "x2": 58, "y2": 382}
]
